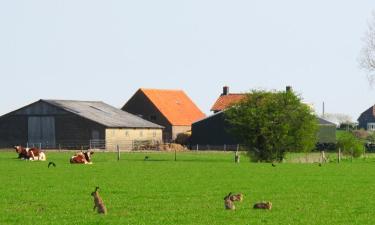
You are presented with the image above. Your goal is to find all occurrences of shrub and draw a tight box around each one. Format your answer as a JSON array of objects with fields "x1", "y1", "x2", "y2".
[{"x1": 336, "y1": 132, "x2": 364, "y2": 158}]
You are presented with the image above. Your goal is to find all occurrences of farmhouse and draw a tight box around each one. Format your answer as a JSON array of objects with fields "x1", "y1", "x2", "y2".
[
  {"x1": 191, "y1": 86, "x2": 336, "y2": 146},
  {"x1": 0, "y1": 99, "x2": 163, "y2": 149},
  {"x1": 121, "y1": 88, "x2": 205, "y2": 141},
  {"x1": 357, "y1": 105, "x2": 375, "y2": 131}
]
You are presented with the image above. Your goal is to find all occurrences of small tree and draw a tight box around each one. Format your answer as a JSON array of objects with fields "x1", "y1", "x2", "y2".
[
  {"x1": 336, "y1": 132, "x2": 363, "y2": 158},
  {"x1": 359, "y1": 12, "x2": 375, "y2": 87},
  {"x1": 225, "y1": 89, "x2": 318, "y2": 162}
]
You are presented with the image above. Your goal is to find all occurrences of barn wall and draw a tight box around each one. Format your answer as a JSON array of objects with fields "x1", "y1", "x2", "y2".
[
  {"x1": 317, "y1": 125, "x2": 336, "y2": 144},
  {"x1": 55, "y1": 114, "x2": 105, "y2": 148},
  {"x1": 122, "y1": 90, "x2": 171, "y2": 140},
  {"x1": 171, "y1": 125, "x2": 191, "y2": 140},
  {"x1": 358, "y1": 106, "x2": 375, "y2": 130},
  {"x1": 191, "y1": 113, "x2": 238, "y2": 145},
  {"x1": 105, "y1": 128, "x2": 162, "y2": 150},
  {"x1": 0, "y1": 115, "x2": 28, "y2": 147}
]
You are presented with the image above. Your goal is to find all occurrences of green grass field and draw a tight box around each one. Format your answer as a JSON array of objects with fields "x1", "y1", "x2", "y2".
[{"x1": 1, "y1": 150, "x2": 375, "y2": 225}]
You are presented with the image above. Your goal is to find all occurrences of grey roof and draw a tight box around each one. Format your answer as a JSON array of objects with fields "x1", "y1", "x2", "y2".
[
  {"x1": 43, "y1": 100, "x2": 163, "y2": 128},
  {"x1": 318, "y1": 117, "x2": 336, "y2": 126}
]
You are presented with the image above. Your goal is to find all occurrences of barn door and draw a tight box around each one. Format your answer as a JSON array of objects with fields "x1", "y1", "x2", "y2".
[{"x1": 28, "y1": 116, "x2": 56, "y2": 148}]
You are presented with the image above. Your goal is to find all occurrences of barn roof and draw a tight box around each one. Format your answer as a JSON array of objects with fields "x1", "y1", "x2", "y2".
[
  {"x1": 210, "y1": 94, "x2": 247, "y2": 112},
  {"x1": 136, "y1": 88, "x2": 206, "y2": 126},
  {"x1": 43, "y1": 100, "x2": 163, "y2": 128},
  {"x1": 318, "y1": 117, "x2": 336, "y2": 126}
]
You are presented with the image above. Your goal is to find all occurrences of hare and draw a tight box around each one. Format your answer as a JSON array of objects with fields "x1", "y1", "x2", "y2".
[
  {"x1": 229, "y1": 193, "x2": 243, "y2": 202},
  {"x1": 91, "y1": 187, "x2": 107, "y2": 214},
  {"x1": 253, "y1": 201, "x2": 272, "y2": 210},
  {"x1": 224, "y1": 192, "x2": 235, "y2": 210}
]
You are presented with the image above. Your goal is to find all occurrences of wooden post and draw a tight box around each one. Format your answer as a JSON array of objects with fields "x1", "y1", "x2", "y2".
[
  {"x1": 117, "y1": 145, "x2": 120, "y2": 161},
  {"x1": 174, "y1": 148, "x2": 177, "y2": 161},
  {"x1": 235, "y1": 151, "x2": 240, "y2": 163},
  {"x1": 338, "y1": 148, "x2": 341, "y2": 163}
]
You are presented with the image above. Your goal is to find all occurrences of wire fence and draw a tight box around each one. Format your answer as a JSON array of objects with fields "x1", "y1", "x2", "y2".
[{"x1": 19, "y1": 140, "x2": 248, "y2": 152}]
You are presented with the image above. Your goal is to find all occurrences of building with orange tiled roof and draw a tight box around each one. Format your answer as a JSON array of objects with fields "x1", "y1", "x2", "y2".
[
  {"x1": 121, "y1": 88, "x2": 206, "y2": 141},
  {"x1": 210, "y1": 86, "x2": 247, "y2": 113}
]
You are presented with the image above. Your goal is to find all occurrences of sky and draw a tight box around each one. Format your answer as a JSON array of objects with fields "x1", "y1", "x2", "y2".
[{"x1": 0, "y1": 1, "x2": 374, "y2": 121}]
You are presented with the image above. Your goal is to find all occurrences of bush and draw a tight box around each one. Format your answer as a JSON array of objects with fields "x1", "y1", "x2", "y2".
[{"x1": 336, "y1": 132, "x2": 364, "y2": 158}]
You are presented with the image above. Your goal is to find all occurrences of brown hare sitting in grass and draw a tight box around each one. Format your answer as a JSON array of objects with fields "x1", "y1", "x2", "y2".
[
  {"x1": 253, "y1": 201, "x2": 272, "y2": 210},
  {"x1": 224, "y1": 192, "x2": 235, "y2": 210},
  {"x1": 91, "y1": 187, "x2": 107, "y2": 214},
  {"x1": 229, "y1": 193, "x2": 243, "y2": 202}
]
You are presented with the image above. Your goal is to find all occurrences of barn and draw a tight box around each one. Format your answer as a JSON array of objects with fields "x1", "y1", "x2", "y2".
[
  {"x1": 122, "y1": 88, "x2": 205, "y2": 141},
  {"x1": 191, "y1": 110, "x2": 337, "y2": 147},
  {"x1": 0, "y1": 99, "x2": 163, "y2": 149}
]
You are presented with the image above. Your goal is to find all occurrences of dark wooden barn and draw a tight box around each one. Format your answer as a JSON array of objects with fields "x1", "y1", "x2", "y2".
[
  {"x1": 0, "y1": 99, "x2": 163, "y2": 149},
  {"x1": 191, "y1": 111, "x2": 336, "y2": 147},
  {"x1": 190, "y1": 111, "x2": 237, "y2": 145}
]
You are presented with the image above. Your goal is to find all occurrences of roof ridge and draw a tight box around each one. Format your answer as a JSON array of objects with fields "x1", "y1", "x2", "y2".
[{"x1": 140, "y1": 88, "x2": 184, "y2": 92}]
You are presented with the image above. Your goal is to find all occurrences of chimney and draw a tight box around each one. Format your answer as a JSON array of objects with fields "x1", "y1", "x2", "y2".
[
  {"x1": 286, "y1": 86, "x2": 292, "y2": 92},
  {"x1": 223, "y1": 86, "x2": 229, "y2": 95}
]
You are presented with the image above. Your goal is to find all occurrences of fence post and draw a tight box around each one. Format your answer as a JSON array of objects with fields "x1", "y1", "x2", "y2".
[
  {"x1": 235, "y1": 151, "x2": 240, "y2": 163},
  {"x1": 338, "y1": 148, "x2": 341, "y2": 163},
  {"x1": 174, "y1": 149, "x2": 177, "y2": 161},
  {"x1": 117, "y1": 145, "x2": 120, "y2": 161},
  {"x1": 196, "y1": 144, "x2": 198, "y2": 151}
]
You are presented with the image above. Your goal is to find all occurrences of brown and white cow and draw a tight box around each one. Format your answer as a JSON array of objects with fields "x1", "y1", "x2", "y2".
[
  {"x1": 14, "y1": 146, "x2": 47, "y2": 161},
  {"x1": 70, "y1": 151, "x2": 94, "y2": 164}
]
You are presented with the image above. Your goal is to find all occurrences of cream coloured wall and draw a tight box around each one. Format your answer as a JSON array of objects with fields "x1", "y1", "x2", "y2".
[{"x1": 105, "y1": 128, "x2": 162, "y2": 150}]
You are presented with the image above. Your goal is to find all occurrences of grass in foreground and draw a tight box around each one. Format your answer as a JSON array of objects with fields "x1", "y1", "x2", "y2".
[{"x1": 0, "y1": 150, "x2": 375, "y2": 225}]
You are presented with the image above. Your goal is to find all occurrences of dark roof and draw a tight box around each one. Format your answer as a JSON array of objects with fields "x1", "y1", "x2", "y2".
[
  {"x1": 210, "y1": 94, "x2": 247, "y2": 112},
  {"x1": 43, "y1": 100, "x2": 163, "y2": 128},
  {"x1": 318, "y1": 117, "x2": 336, "y2": 126}
]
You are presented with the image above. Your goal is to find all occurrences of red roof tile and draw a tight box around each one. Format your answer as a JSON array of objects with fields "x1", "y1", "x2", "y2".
[
  {"x1": 141, "y1": 88, "x2": 206, "y2": 126},
  {"x1": 210, "y1": 94, "x2": 247, "y2": 112}
]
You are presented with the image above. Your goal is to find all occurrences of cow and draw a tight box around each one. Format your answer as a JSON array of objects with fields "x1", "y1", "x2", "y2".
[
  {"x1": 14, "y1": 146, "x2": 46, "y2": 161},
  {"x1": 70, "y1": 151, "x2": 94, "y2": 164}
]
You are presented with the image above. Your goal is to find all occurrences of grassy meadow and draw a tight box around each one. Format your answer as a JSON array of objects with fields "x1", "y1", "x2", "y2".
[{"x1": 1, "y1": 150, "x2": 375, "y2": 225}]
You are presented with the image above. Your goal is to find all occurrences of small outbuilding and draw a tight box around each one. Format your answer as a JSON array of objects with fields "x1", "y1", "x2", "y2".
[{"x1": 0, "y1": 99, "x2": 163, "y2": 149}]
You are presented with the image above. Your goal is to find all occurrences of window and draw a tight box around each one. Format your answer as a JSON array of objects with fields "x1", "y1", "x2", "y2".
[{"x1": 368, "y1": 123, "x2": 375, "y2": 131}]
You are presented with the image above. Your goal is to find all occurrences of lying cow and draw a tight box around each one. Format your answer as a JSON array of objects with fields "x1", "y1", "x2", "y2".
[
  {"x1": 14, "y1": 146, "x2": 46, "y2": 161},
  {"x1": 70, "y1": 151, "x2": 94, "y2": 164}
]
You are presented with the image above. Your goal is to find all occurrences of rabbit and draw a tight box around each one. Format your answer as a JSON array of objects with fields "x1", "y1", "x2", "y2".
[
  {"x1": 229, "y1": 193, "x2": 244, "y2": 202},
  {"x1": 91, "y1": 187, "x2": 107, "y2": 214},
  {"x1": 253, "y1": 201, "x2": 272, "y2": 210},
  {"x1": 224, "y1": 192, "x2": 235, "y2": 210}
]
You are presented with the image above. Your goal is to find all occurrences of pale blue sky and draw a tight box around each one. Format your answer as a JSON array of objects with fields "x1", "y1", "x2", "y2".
[{"x1": 0, "y1": 1, "x2": 374, "y2": 120}]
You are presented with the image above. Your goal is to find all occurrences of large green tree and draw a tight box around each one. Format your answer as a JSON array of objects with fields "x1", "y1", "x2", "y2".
[{"x1": 225, "y1": 89, "x2": 318, "y2": 162}]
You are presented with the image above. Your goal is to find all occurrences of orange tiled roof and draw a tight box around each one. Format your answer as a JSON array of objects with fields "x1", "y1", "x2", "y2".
[
  {"x1": 141, "y1": 88, "x2": 206, "y2": 126},
  {"x1": 210, "y1": 94, "x2": 247, "y2": 112}
]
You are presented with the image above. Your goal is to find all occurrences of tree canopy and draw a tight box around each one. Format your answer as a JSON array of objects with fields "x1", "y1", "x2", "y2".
[{"x1": 225, "y1": 89, "x2": 318, "y2": 162}]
